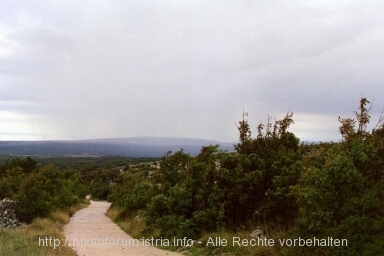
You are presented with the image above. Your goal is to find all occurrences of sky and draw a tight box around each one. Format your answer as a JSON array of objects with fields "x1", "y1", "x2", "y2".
[{"x1": 1, "y1": 0, "x2": 384, "y2": 142}]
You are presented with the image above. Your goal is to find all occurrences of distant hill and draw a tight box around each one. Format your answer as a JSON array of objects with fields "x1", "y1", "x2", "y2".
[{"x1": 0, "y1": 137, "x2": 235, "y2": 157}]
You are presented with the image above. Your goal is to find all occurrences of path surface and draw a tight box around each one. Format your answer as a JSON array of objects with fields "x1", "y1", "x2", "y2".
[{"x1": 64, "y1": 200, "x2": 182, "y2": 256}]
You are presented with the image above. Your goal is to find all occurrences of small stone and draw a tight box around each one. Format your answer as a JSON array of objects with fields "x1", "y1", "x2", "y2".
[{"x1": 250, "y1": 228, "x2": 264, "y2": 239}]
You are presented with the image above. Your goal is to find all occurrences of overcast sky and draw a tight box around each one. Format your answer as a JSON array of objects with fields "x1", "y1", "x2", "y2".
[{"x1": 1, "y1": 1, "x2": 384, "y2": 142}]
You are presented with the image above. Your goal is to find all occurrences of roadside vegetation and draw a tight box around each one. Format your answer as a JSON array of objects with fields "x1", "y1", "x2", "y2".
[
  {"x1": 0, "y1": 156, "x2": 89, "y2": 255},
  {"x1": 0, "y1": 151, "x2": 157, "y2": 254},
  {"x1": 0, "y1": 158, "x2": 89, "y2": 222},
  {"x1": 0, "y1": 204, "x2": 86, "y2": 255},
  {"x1": 107, "y1": 97, "x2": 384, "y2": 256}
]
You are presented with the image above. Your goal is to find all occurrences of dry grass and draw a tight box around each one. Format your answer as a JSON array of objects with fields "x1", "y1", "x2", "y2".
[
  {"x1": 0, "y1": 203, "x2": 88, "y2": 256},
  {"x1": 105, "y1": 205, "x2": 119, "y2": 221},
  {"x1": 51, "y1": 211, "x2": 70, "y2": 224},
  {"x1": 106, "y1": 206, "x2": 148, "y2": 238}
]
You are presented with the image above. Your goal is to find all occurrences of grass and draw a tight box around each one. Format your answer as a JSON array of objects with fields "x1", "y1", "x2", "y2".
[
  {"x1": 0, "y1": 203, "x2": 88, "y2": 256},
  {"x1": 106, "y1": 205, "x2": 288, "y2": 256},
  {"x1": 106, "y1": 206, "x2": 150, "y2": 238}
]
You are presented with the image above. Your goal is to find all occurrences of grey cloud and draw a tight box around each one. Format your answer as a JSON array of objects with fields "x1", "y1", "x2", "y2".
[{"x1": 1, "y1": 1, "x2": 384, "y2": 141}]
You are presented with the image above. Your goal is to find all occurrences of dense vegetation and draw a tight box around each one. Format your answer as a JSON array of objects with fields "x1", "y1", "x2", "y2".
[
  {"x1": 107, "y1": 112, "x2": 302, "y2": 240},
  {"x1": 107, "y1": 97, "x2": 384, "y2": 255},
  {"x1": 0, "y1": 158, "x2": 88, "y2": 222},
  {"x1": 288, "y1": 98, "x2": 384, "y2": 255}
]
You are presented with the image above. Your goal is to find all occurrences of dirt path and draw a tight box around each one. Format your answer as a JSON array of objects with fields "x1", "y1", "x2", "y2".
[{"x1": 63, "y1": 200, "x2": 182, "y2": 256}]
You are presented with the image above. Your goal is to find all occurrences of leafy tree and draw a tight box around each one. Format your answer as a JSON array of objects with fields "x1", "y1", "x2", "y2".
[
  {"x1": 233, "y1": 112, "x2": 302, "y2": 224},
  {"x1": 291, "y1": 97, "x2": 384, "y2": 255},
  {"x1": 124, "y1": 182, "x2": 154, "y2": 210},
  {"x1": 234, "y1": 110, "x2": 252, "y2": 154}
]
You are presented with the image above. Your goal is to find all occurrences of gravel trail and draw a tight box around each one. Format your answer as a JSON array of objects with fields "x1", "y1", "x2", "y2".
[{"x1": 64, "y1": 200, "x2": 182, "y2": 256}]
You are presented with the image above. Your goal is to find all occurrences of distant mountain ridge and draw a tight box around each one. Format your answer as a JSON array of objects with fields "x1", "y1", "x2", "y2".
[
  {"x1": 85, "y1": 137, "x2": 231, "y2": 145},
  {"x1": 0, "y1": 137, "x2": 235, "y2": 157}
]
